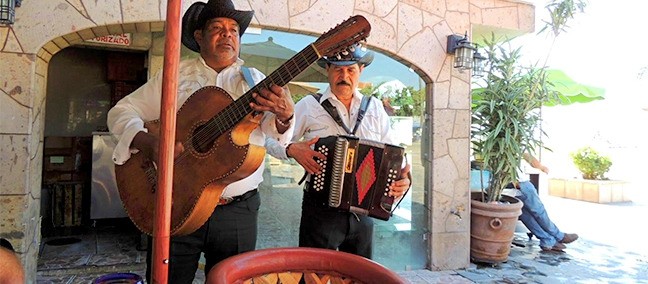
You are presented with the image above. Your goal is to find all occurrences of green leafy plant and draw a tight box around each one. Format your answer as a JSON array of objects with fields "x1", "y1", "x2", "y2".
[
  {"x1": 360, "y1": 83, "x2": 424, "y2": 117},
  {"x1": 391, "y1": 87, "x2": 424, "y2": 117},
  {"x1": 359, "y1": 83, "x2": 379, "y2": 97},
  {"x1": 471, "y1": 34, "x2": 559, "y2": 203},
  {"x1": 570, "y1": 146, "x2": 612, "y2": 180},
  {"x1": 540, "y1": 0, "x2": 587, "y2": 37}
]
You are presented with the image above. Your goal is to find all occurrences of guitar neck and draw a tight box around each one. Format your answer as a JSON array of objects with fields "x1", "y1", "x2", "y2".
[
  {"x1": 204, "y1": 14, "x2": 371, "y2": 137},
  {"x1": 213, "y1": 44, "x2": 320, "y2": 132}
]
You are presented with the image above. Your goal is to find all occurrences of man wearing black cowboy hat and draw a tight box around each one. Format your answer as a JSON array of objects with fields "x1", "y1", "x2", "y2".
[
  {"x1": 107, "y1": 0, "x2": 294, "y2": 282},
  {"x1": 266, "y1": 44, "x2": 411, "y2": 259}
]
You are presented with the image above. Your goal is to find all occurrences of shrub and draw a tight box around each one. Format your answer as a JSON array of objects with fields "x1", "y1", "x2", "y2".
[{"x1": 570, "y1": 147, "x2": 612, "y2": 180}]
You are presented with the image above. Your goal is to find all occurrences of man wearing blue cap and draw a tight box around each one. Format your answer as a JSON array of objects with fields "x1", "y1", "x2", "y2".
[{"x1": 267, "y1": 44, "x2": 411, "y2": 258}]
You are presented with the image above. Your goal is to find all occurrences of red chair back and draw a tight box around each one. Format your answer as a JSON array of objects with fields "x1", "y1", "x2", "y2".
[{"x1": 206, "y1": 247, "x2": 405, "y2": 284}]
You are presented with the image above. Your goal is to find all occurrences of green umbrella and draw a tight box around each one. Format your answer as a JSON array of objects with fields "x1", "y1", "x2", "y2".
[
  {"x1": 472, "y1": 68, "x2": 605, "y2": 107},
  {"x1": 543, "y1": 69, "x2": 605, "y2": 106}
]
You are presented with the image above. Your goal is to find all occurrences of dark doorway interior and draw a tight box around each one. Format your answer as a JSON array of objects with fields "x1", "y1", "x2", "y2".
[{"x1": 41, "y1": 47, "x2": 147, "y2": 237}]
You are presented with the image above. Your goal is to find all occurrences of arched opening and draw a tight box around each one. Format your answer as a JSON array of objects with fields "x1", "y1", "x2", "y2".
[{"x1": 36, "y1": 23, "x2": 431, "y2": 279}]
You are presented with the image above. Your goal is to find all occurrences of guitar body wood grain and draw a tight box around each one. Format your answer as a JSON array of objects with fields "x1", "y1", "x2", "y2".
[{"x1": 115, "y1": 86, "x2": 265, "y2": 236}]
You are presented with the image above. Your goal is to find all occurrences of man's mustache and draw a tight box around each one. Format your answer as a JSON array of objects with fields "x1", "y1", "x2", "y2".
[
  {"x1": 336, "y1": 80, "x2": 351, "y2": 86},
  {"x1": 217, "y1": 40, "x2": 233, "y2": 46}
]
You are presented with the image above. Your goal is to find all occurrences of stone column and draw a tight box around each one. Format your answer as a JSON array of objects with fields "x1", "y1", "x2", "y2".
[{"x1": 0, "y1": 51, "x2": 47, "y2": 281}]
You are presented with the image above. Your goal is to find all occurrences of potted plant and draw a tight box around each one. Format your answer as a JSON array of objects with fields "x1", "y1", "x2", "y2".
[
  {"x1": 570, "y1": 146, "x2": 612, "y2": 180},
  {"x1": 469, "y1": 34, "x2": 559, "y2": 264},
  {"x1": 548, "y1": 147, "x2": 629, "y2": 203},
  {"x1": 468, "y1": 0, "x2": 587, "y2": 264}
]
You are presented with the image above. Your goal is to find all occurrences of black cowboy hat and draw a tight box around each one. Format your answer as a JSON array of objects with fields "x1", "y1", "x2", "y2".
[
  {"x1": 316, "y1": 43, "x2": 374, "y2": 68},
  {"x1": 182, "y1": 0, "x2": 254, "y2": 52}
]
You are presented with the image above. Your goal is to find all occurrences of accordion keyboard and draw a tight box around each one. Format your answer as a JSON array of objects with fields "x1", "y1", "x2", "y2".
[{"x1": 311, "y1": 143, "x2": 329, "y2": 192}]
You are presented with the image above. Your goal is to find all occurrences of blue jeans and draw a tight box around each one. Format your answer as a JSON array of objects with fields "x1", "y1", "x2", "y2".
[{"x1": 516, "y1": 181, "x2": 565, "y2": 248}]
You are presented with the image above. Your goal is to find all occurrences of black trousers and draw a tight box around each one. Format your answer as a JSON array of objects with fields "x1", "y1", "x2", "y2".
[
  {"x1": 298, "y1": 194, "x2": 374, "y2": 259},
  {"x1": 146, "y1": 191, "x2": 260, "y2": 284}
]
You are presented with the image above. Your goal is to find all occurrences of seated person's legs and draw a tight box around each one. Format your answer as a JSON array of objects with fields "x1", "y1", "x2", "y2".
[
  {"x1": 519, "y1": 206, "x2": 560, "y2": 249},
  {"x1": 517, "y1": 181, "x2": 565, "y2": 242}
]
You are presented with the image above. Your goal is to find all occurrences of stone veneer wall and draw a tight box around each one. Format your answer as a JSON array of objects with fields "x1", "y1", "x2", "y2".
[{"x1": 0, "y1": 0, "x2": 533, "y2": 281}]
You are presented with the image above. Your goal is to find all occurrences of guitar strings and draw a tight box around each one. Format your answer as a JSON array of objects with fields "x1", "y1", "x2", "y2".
[
  {"x1": 134, "y1": 46, "x2": 320, "y2": 185},
  {"x1": 178, "y1": 47, "x2": 319, "y2": 160},
  {"x1": 181, "y1": 32, "x2": 369, "y2": 156}
]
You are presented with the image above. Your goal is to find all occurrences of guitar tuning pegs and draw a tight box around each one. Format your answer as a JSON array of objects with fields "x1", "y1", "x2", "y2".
[
  {"x1": 360, "y1": 39, "x2": 368, "y2": 45},
  {"x1": 348, "y1": 45, "x2": 356, "y2": 52},
  {"x1": 340, "y1": 50, "x2": 349, "y2": 56}
]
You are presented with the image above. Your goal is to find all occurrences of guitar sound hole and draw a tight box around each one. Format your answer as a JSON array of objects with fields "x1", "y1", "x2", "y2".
[{"x1": 192, "y1": 124, "x2": 216, "y2": 153}]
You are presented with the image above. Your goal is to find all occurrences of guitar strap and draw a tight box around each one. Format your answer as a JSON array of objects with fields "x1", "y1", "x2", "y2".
[
  {"x1": 311, "y1": 93, "x2": 371, "y2": 136},
  {"x1": 241, "y1": 66, "x2": 255, "y2": 88},
  {"x1": 242, "y1": 66, "x2": 264, "y2": 117}
]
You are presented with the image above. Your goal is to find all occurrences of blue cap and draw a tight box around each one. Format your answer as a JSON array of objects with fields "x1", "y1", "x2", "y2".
[{"x1": 317, "y1": 44, "x2": 374, "y2": 68}]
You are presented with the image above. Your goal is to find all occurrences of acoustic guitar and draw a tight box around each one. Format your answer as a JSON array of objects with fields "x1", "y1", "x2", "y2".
[{"x1": 114, "y1": 15, "x2": 371, "y2": 236}]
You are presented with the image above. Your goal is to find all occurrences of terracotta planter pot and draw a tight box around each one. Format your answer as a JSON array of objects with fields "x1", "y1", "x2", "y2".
[{"x1": 470, "y1": 192, "x2": 523, "y2": 264}]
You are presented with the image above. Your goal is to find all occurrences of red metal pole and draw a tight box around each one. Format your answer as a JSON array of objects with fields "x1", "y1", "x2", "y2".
[{"x1": 152, "y1": 0, "x2": 182, "y2": 283}]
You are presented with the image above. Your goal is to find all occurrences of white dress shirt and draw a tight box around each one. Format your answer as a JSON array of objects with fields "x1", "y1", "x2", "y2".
[
  {"x1": 107, "y1": 57, "x2": 293, "y2": 197},
  {"x1": 266, "y1": 87, "x2": 395, "y2": 159}
]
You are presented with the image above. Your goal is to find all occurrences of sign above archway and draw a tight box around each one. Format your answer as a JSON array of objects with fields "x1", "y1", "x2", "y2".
[{"x1": 87, "y1": 34, "x2": 132, "y2": 47}]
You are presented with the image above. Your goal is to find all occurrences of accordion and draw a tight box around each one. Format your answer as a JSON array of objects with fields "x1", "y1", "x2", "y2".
[{"x1": 304, "y1": 135, "x2": 405, "y2": 221}]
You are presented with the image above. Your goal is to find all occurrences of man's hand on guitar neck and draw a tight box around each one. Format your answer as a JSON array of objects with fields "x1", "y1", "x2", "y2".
[
  {"x1": 132, "y1": 131, "x2": 185, "y2": 165},
  {"x1": 249, "y1": 84, "x2": 294, "y2": 133}
]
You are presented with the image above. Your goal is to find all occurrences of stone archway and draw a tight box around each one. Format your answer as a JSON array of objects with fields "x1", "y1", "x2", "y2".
[
  {"x1": 0, "y1": 0, "x2": 535, "y2": 280},
  {"x1": 34, "y1": 20, "x2": 436, "y2": 274}
]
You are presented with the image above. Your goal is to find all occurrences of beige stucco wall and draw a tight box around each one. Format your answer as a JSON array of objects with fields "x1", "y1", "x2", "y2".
[{"x1": 0, "y1": 0, "x2": 534, "y2": 281}]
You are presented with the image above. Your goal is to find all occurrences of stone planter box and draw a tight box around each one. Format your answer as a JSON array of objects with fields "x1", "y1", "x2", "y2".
[{"x1": 548, "y1": 178, "x2": 631, "y2": 203}]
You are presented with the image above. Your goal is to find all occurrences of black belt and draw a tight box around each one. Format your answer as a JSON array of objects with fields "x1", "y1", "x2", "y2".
[{"x1": 218, "y1": 189, "x2": 258, "y2": 205}]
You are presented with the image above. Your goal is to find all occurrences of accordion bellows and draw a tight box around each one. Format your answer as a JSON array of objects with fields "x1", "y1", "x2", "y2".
[{"x1": 306, "y1": 135, "x2": 405, "y2": 220}]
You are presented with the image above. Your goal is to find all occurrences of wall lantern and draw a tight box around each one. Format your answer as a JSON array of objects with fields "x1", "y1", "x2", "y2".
[
  {"x1": 472, "y1": 49, "x2": 487, "y2": 77},
  {"x1": 447, "y1": 33, "x2": 486, "y2": 77},
  {"x1": 0, "y1": 0, "x2": 16, "y2": 25}
]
